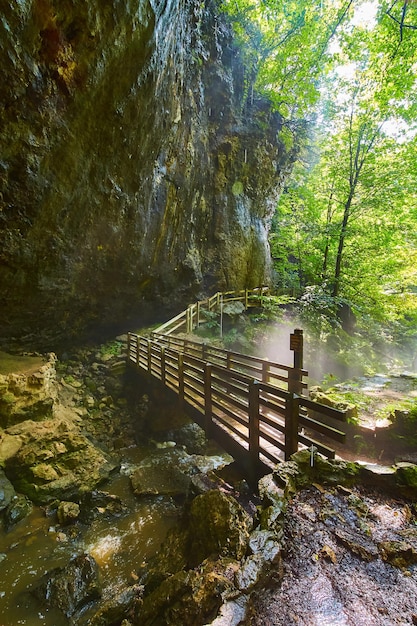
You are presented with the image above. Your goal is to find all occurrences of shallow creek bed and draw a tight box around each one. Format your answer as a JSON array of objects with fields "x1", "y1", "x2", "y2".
[{"x1": 245, "y1": 483, "x2": 417, "y2": 626}]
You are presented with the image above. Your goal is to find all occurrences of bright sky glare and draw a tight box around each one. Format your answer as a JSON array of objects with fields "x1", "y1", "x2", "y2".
[{"x1": 351, "y1": 1, "x2": 378, "y2": 29}]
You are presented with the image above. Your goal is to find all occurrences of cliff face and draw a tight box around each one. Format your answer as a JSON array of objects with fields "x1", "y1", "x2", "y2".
[{"x1": 0, "y1": 0, "x2": 293, "y2": 347}]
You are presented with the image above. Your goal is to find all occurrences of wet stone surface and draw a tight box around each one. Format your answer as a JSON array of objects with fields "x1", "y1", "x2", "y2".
[{"x1": 245, "y1": 485, "x2": 417, "y2": 625}]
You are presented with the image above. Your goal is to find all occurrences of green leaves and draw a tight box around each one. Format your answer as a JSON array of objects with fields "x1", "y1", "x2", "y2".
[{"x1": 221, "y1": 0, "x2": 417, "y2": 330}]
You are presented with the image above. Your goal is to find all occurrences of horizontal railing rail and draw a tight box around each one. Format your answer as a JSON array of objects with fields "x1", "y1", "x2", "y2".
[
  {"x1": 152, "y1": 287, "x2": 270, "y2": 337},
  {"x1": 151, "y1": 332, "x2": 308, "y2": 393},
  {"x1": 127, "y1": 330, "x2": 347, "y2": 481}
]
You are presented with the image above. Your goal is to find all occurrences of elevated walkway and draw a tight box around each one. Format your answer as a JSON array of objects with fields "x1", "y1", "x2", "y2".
[{"x1": 128, "y1": 288, "x2": 347, "y2": 483}]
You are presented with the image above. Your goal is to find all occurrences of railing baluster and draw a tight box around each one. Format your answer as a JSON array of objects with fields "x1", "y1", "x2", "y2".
[
  {"x1": 147, "y1": 339, "x2": 152, "y2": 374},
  {"x1": 285, "y1": 393, "x2": 299, "y2": 460},
  {"x1": 249, "y1": 380, "x2": 260, "y2": 480},
  {"x1": 178, "y1": 353, "x2": 184, "y2": 410},
  {"x1": 204, "y1": 362, "x2": 213, "y2": 437},
  {"x1": 161, "y1": 346, "x2": 166, "y2": 385}
]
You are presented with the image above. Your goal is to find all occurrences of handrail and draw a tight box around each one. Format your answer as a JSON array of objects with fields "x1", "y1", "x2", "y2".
[
  {"x1": 127, "y1": 330, "x2": 347, "y2": 482},
  {"x1": 151, "y1": 332, "x2": 308, "y2": 391},
  {"x1": 153, "y1": 286, "x2": 269, "y2": 336}
]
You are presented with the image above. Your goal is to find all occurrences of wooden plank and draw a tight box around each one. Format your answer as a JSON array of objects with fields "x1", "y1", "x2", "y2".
[
  {"x1": 211, "y1": 387, "x2": 248, "y2": 414},
  {"x1": 259, "y1": 427, "x2": 285, "y2": 452},
  {"x1": 259, "y1": 412, "x2": 285, "y2": 434},
  {"x1": 212, "y1": 413, "x2": 249, "y2": 444},
  {"x1": 299, "y1": 397, "x2": 348, "y2": 422},
  {"x1": 299, "y1": 414, "x2": 346, "y2": 443},
  {"x1": 211, "y1": 398, "x2": 249, "y2": 429},
  {"x1": 298, "y1": 433, "x2": 336, "y2": 459}
]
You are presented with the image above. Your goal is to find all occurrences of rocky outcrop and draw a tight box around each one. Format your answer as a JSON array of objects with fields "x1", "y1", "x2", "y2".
[
  {"x1": 0, "y1": 344, "x2": 128, "y2": 505},
  {"x1": 0, "y1": 0, "x2": 294, "y2": 347},
  {"x1": 0, "y1": 353, "x2": 57, "y2": 427},
  {"x1": 3, "y1": 417, "x2": 116, "y2": 504}
]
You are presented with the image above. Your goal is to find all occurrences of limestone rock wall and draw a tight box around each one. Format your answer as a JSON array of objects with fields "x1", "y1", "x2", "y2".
[{"x1": 0, "y1": 0, "x2": 294, "y2": 346}]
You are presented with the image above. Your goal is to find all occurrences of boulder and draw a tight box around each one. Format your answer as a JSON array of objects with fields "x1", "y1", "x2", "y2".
[
  {"x1": 4, "y1": 493, "x2": 33, "y2": 529},
  {"x1": 79, "y1": 490, "x2": 128, "y2": 524},
  {"x1": 32, "y1": 553, "x2": 101, "y2": 618},
  {"x1": 0, "y1": 356, "x2": 57, "y2": 428},
  {"x1": 137, "y1": 560, "x2": 236, "y2": 626},
  {"x1": 130, "y1": 450, "x2": 193, "y2": 498},
  {"x1": 273, "y1": 449, "x2": 360, "y2": 495},
  {"x1": 57, "y1": 501, "x2": 80, "y2": 525},
  {"x1": 0, "y1": 468, "x2": 15, "y2": 512},
  {"x1": 86, "y1": 584, "x2": 143, "y2": 626},
  {"x1": 188, "y1": 490, "x2": 253, "y2": 566},
  {"x1": 4, "y1": 419, "x2": 116, "y2": 504}
]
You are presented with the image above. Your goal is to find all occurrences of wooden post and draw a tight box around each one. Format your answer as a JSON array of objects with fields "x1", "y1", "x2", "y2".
[
  {"x1": 245, "y1": 289, "x2": 249, "y2": 309},
  {"x1": 204, "y1": 363, "x2": 213, "y2": 437},
  {"x1": 147, "y1": 339, "x2": 152, "y2": 374},
  {"x1": 220, "y1": 294, "x2": 223, "y2": 338},
  {"x1": 186, "y1": 307, "x2": 191, "y2": 333},
  {"x1": 178, "y1": 353, "x2": 184, "y2": 410},
  {"x1": 262, "y1": 360, "x2": 269, "y2": 383},
  {"x1": 196, "y1": 301, "x2": 200, "y2": 329},
  {"x1": 136, "y1": 335, "x2": 140, "y2": 367},
  {"x1": 249, "y1": 380, "x2": 260, "y2": 482},
  {"x1": 289, "y1": 328, "x2": 303, "y2": 396},
  {"x1": 285, "y1": 392, "x2": 299, "y2": 460},
  {"x1": 127, "y1": 333, "x2": 131, "y2": 363},
  {"x1": 161, "y1": 346, "x2": 166, "y2": 385}
]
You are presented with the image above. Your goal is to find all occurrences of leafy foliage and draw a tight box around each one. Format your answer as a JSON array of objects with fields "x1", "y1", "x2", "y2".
[{"x1": 220, "y1": 0, "x2": 417, "y2": 361}]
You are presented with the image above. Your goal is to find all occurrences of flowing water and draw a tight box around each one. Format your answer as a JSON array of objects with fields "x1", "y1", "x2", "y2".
[{"x1": 0, "y1": 445, "x2": 185, "y2": 626}]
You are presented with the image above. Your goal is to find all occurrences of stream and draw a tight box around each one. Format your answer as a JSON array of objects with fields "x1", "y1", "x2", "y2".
[
  {"x1": 1, "y1": 341, "x2": 416, "y2": 625},
  {"x1": 0, "y1": 443, "x2": 232, "y2": 626}
]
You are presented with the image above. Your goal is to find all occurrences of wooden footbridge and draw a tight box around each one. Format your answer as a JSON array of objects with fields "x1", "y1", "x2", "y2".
[{"x1": 128, "y1": 288, "x2": 347, "y2": 483}]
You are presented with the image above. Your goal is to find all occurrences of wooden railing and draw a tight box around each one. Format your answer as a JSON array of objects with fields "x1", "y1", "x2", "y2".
[
  {"x1": 153, "y1": 287, "x2": 270, "y2": 336},
  {"x1": 127, "y1": 326, "x2": 348, "y2": 483}
]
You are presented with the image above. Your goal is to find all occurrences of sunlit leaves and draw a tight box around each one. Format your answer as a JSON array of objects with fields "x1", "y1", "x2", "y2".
[{"x1": 220, "y1": 0, "x2": 354, "y2": 119}]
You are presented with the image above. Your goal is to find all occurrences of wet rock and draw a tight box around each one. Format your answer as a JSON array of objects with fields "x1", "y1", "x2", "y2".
[
  {"x1": 379, "y1": 540, "x2": 417, "y2": 568},
  {"x1": 235, "y1": 554, "x2": 265, "y2": 591},
  {"x1": 0, "y1": 468, "x2": 15, "y2": 512},
  {"x1": 4, "y1": 419, "x2": 117, "y2": 504},
  {"x1": 206, "y1": 595, "x2": 248, "y2": 626},
  {"x1": 79, "y1": 490, "x2": 128, "y2": 523},
  {"x1": 248, "y1": 529, "x2": 282, "y2": 562},
  {"x1": 57, "y1": 500, "x2": 80, "y2": 525},
  {"x1": 131, "y1": 450, "x2": 192, "y2": 497},
  {"x1": 137, "y1": 560, "x2": 236, "y2": 626},
  {"x1": 32, "y1": 553, "x2": 101, "y2": 618},
  {"x1": 273, "y1": 449, "x2": 360, "y2": 495},
  {"x1": 167, "y1": 422, "x2": 209, "y2": 454},
  {"x1": 141, "y1": 525, "x2": 189, "y2": 591},
  {"x1": 188, "y1": 490, "x2": 253, "y2": 566},
  {"x1": 4, "y1": 493, "x2": 33, "y2": 529},
  {"x1": 333, "y1": 526, "x2": 378, "y2": 561},
  {"x1": 86, "y1": 584, "x2": 143, "y2": 626}
]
